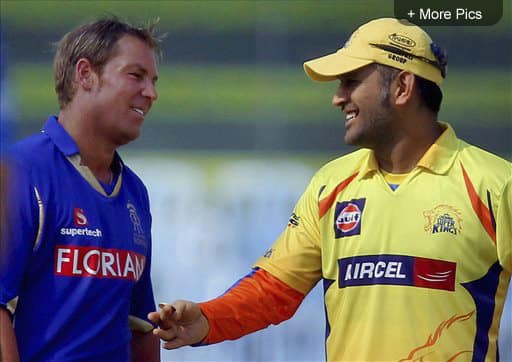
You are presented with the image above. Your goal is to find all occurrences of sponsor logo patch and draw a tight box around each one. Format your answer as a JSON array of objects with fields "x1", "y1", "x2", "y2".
[
  {"x1": 73, "y1": 207, "x2": 88, "y2": 227},
  {"x1": 60, "y1": 227, "x2": 102, "y2": 238},
  {"x1": 334, "y1": 198, "x2": 366, "y2": 238},
  {"x1": 64, "y1": 207, "x2": 102, "y2": 238},
  {"x1": 423, "y1": 205, "x2": 463, "y2": 235},
  {"x1": 288, "y1": 212, "x2": 300, "y2": 228},
  {"x1": 338, "y1": 254, "x2": 456, "y2": 291},
  {"x1": 55, "y1": 245, "x2": 146, "y2": 281},
  {"x1": 388, "y1": 33, "x2": 416, "y2": 48}
]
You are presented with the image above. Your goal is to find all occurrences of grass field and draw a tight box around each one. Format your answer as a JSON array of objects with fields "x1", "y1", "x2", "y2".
[
  {"x1": 11, "y1": 63, "x2": 511, "y2": 127},
  {"x1": 2, "y1": 0, "x2": 509, "y2": 34}
]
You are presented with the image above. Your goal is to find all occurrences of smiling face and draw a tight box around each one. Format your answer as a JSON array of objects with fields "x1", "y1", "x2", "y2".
[
  {"x1": 88, "y1": 35, "x2": 158, "y2": 146},
  {"x1": 332, "y1": 64, "x2": 397, "y2": 149}
]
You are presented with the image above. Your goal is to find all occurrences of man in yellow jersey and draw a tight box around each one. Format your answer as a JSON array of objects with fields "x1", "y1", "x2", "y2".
[{"x1": 149, "y1": 18, "x2": 511, "y2": 361}]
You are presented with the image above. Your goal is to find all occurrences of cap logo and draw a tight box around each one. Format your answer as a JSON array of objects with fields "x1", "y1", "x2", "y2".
[{"x1": 388, "y1": 33, "x2": 416, "y2": 48}]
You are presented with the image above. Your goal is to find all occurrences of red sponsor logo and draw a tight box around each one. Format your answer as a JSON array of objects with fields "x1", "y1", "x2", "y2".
[
  {"x1": 413, "y1": 257, "x2": 456, "y2": 291},
  {"x1": 73, "y1": 208, "x2": 88, "y2": 227},
  {"x1": 54, "y1": 245, "x2": 146, "y2": 281}
]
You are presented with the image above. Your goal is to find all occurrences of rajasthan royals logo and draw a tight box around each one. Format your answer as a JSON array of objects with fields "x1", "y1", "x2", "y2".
[
  {"x1": 127, "y1": 202, "x2": 146, "y2": 246},
  {"x1": 423, "y1": 205, "x2": 463, "y2": 235},
  {"x1": 334, "y1": 198, "x2": 366, "y2": 238}
]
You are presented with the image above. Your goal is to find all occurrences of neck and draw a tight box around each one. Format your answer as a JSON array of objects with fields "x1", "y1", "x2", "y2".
[
  {"x1": 375, "y1": 119, "x2": 442, "y2": 174},
  {"x1": 58, "y1": 108, "x2": 116, "y2": 183}
]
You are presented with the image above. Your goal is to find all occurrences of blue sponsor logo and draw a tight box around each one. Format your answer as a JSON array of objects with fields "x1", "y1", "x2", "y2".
[{"x1": 339, "y1": 255, "x2": 412, "y2": 288}]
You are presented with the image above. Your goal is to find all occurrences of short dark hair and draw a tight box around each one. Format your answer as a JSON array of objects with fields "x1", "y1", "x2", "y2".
[
  {"x1": 376, "y1": 64, "x2": 443, "y2": 115},
  {"x1": 376, "y1": 64, "x2": 400, "y2": 105},
  {"x1": 54, "y1": 16, "x2": 162, "y2": 109},
  {"x1": 416, "y1": 76, "x2": 443, "y2": 114}
]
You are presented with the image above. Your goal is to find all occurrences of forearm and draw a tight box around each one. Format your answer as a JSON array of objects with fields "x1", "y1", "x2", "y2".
[
  {"x1": 198, "y1": 268, "x2": 305, "y2": 344},
  {"x1": 0, "y1": 307, "x2": 19, "y2": 362},
  {"x1": 131, "y1": 330, "x2": 160, "y2": 362}
]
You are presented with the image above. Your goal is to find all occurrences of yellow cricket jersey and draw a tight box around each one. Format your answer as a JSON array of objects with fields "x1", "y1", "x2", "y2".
[{"x1": 255, "y1": 123, "x2": 512, "y2": 361}]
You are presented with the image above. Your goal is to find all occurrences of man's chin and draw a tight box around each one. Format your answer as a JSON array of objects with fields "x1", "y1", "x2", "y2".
[
  {"x1": 344, "y1": 133, "x2": 359, "y2": 147},
  {"x1": 344, "y1": 135, "x2": 372, "y2": 149},
  {"x1": 116, "y1": 130, "x2": 140, "y2": 146}
]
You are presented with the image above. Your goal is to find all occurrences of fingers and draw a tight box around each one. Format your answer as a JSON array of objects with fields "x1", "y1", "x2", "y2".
[
  {"x1": 152, "y1": 326, "x2": 186, "y2": 350},
  {"x1": 147, "y1": 311, "x2": 161, "y2": 324},
  {"x1": 170, "y1": 300, "x2": 189, "y2": 321},
  {"x1": 162, "y1": 338, "x2": 188, "y2": 350},
  {"x1": 152, "y1": 323, "x2": 177, "y2": 341},
  {"x1": 159, "y1": 303, "x2": 177, "y2": 327},
  {"x1": 148, "y1": 300, "x2": 208, "y2": 349},
  {"x1": 147, "y1": 303, "x2": 177, "y2": 329},
  {"x1": 158, "y1": 302, "x2": 174, "y2": 311}
]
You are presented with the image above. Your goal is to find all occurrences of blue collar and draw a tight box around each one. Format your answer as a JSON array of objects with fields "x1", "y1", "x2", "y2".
[
  {"x1": 42, "y1": 115, "x2": 79, "y2": 156},
  {"x1": 42, "y1": 115, "x2": 124, "y2": 171}
]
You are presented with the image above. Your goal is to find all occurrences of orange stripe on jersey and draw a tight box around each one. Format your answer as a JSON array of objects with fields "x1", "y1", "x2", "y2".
[
  {"x1": 318, "y1": 172, "x2": 358, "y2": 219},
  {"x1": 461, "y1": 163, "x2": 496, "y2": 243},
  {"x1": 198, "y1": 268, "x2": 304, "y2": 345}
]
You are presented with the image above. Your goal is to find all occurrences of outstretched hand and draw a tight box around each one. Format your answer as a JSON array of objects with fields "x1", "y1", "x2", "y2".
[{"x1": 147, "y1": 300, "x2": 210, "y2": 350}]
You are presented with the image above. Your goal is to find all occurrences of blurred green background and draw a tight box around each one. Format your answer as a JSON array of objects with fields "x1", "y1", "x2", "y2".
[
  {"x1": 1, "y1": 2, "x2": 511, "y2": 361},
  {"x1": 1, "y1": 0, "x2": 510, "y2": 157}
]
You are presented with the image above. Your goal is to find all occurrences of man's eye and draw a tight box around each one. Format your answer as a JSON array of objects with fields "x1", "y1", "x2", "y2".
[{"x1": 129, "y1": 73, "x2": 142, "y2": 79}]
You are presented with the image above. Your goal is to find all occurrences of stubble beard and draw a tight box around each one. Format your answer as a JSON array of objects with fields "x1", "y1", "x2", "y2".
[{"x1": 345, "y1": 90, "x2": 394, "y2": 149}]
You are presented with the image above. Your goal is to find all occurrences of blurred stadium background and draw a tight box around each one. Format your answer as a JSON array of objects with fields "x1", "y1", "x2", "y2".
[{"x1": 1, "y1": 1, "x2": 510, "y2": 361}]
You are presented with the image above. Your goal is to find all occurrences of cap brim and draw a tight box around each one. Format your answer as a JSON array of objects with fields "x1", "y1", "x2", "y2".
[{"x1": 303, "y1": 52, "x2": 374, "y2": 82}]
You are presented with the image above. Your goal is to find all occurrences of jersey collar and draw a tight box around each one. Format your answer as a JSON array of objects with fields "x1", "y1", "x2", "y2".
[
  {"x1": 416, "y1": 122, "x2": 460, "y2": 174},
  {"x1": 358, "y1": 122, "x2": 460, "y2": 179},
  {"x1": 357, "y1": 151, "x2": 379, "y2": 180},
  {"x1": 42, "y1": 115, "x2": 79, "y2": 156},
  {"x1": 42, "y1": 115, "x2": 125, "y2": 166},
  {"x1": 42, "y1": 115, "x2": 125, "y2": 196}
]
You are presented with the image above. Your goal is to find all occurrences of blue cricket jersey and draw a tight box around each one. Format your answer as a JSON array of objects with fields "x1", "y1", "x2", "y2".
[{"x1": 0, "y1": 116, "x2": 156, "y2": 361}]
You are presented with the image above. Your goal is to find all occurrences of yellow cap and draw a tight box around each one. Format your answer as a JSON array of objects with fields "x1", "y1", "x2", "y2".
[{"x1": 304, "y1": 18, "x2": 446, "y2": 85}]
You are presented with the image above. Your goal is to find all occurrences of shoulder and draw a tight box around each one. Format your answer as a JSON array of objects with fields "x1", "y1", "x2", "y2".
[
  {"x1": 300, "y1": 148, "x2": 369, "y2": 200},
  {"x1": 6, "y1": 132, "x2": 55, "y2": 173},
  {"x1": 121, "y1": 163, "x2": 151, "y2": 205},
  {"x1": 122, "y1": 164, "x2": 147, "y2": 188},
  {"x1": 314, "y1": 148, "x2": 370, "y2": 183},
  {"x1": 455, "y1": 140, "x2": 511, "y2": 209},
  {"x1": 458, "y1": 139, "x2": 510, "y2": 171},
  {"x1": 457, "y1": 139, "x2": 511, "y2": 188}
]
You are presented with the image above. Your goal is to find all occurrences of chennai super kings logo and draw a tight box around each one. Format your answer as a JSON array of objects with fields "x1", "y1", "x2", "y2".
[{"x1": 423, "y1": 205, "x2": 463, "y2": 235}]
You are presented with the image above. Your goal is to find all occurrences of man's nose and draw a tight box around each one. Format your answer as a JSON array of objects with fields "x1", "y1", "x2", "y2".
[
  {"x1": 332, "y1": 86, "x2": 348, "y2": 108},
  {"x1": 143, "y1": 81, "x2": 158, "y2": 101}
]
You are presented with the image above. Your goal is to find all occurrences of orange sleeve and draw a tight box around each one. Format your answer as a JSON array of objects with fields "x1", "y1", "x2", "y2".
[{"x1": 198, "y1": 268, "x2": 305, "y2": 345}]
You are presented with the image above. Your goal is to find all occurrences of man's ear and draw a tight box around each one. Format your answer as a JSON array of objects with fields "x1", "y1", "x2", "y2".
[
  {"x1": 74, "y1": 58, "x2": 96, "y2": 90},
  {"x1": 393, "y1": 71, "x2": 416, "y2": 107}
]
